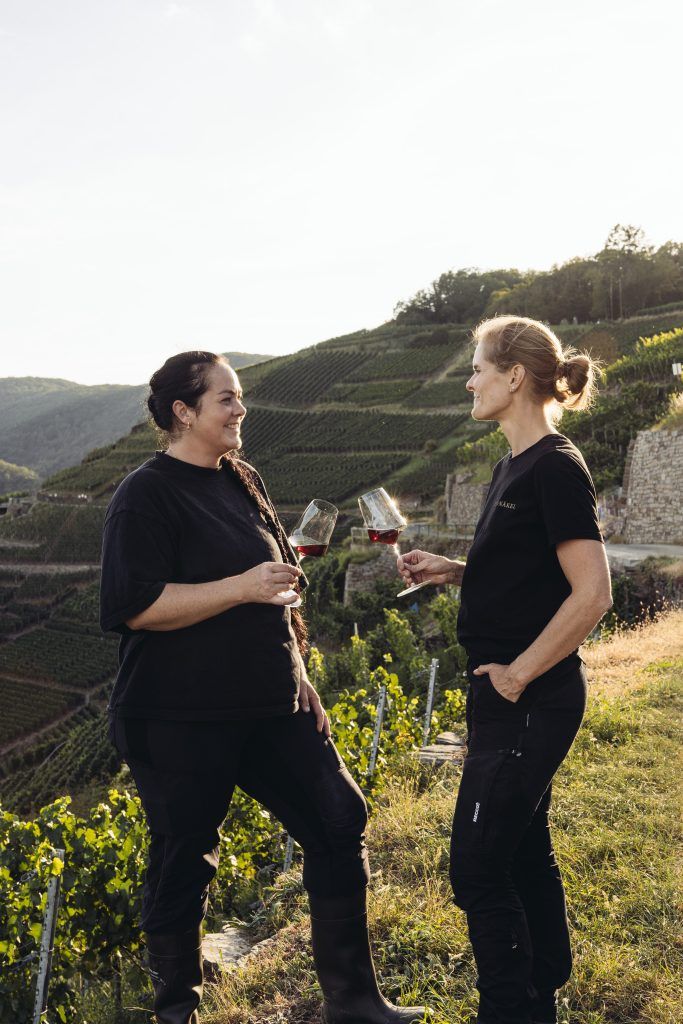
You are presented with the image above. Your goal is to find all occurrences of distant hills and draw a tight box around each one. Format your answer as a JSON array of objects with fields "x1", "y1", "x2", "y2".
[{"x1": 0, "y1": 353, "x2": 273, "y2": 484}]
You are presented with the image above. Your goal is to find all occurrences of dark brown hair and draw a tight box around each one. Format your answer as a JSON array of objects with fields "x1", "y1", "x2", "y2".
[
  {"x1": 148, "y1": 351, "x2": 309, "y2": 654},
  {"x1": 147, "y1": 350, "x2": 226, "y2": 435}
]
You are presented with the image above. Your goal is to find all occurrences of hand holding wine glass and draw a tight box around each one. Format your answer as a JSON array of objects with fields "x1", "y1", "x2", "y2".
[{"x1": 397, "y1": 550, "x2": 465, "y2": 588}]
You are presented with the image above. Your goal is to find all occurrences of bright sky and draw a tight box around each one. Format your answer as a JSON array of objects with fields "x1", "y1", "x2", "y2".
[{"x1": 1, "y1": 0, "x2": 682, "y2": 385}]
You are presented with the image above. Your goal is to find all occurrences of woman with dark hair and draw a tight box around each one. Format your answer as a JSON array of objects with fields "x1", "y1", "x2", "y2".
[
  {"x1": 398, "y1": 317, "x2": 612, "y2": 1024},
  {"x1": 101, "y1": 351, "x2": 424, "y2": 1024}
]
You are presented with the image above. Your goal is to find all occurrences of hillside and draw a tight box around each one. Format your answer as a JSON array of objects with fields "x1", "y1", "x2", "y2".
[
  {"x1": 0, "y1": 378, "x2": 148, "y2": 480},
  {"x1": 0, "y1": 564, "x2": 119, "y2": 814},
  {"x1": 0, "y1": 355, "x2": 271, "y2": 481},
  {"x1": 37, "y1": 322, "x2": 490, "y2": 509},
  {"x1": 32, "y1": 309, "x2": 683, "y2": 509}
]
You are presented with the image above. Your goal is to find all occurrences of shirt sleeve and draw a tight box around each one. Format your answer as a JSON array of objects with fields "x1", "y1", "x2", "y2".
[
  {"x1": 533, "y1": 451, "x2": 603, "y2": 547},
  {"x1": 99, "y1": 510, "x2": 176, "y2": 633}
]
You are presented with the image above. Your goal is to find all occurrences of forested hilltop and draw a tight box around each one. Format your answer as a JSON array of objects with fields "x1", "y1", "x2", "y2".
[{"x1": 394, "y1": 225, "x2": 683, "y2": 325}]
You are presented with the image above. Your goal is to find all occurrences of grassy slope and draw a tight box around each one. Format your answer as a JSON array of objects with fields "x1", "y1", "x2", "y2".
[{"x1": 200, "y1": 611, "x2": 683, "y2": 1024}]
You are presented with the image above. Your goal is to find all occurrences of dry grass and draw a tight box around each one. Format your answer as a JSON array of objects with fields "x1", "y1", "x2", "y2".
[{"x1": 582, "y1": 609, "x2": 683, "y2": 697}]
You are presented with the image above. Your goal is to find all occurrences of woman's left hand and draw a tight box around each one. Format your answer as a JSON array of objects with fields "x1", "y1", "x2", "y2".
[
  {"x1": 473, "y1": 663, "x2": 526, "y2": 703},
  {"x1": 300, "y1": 678, "x2": 331, "y2": 737}
]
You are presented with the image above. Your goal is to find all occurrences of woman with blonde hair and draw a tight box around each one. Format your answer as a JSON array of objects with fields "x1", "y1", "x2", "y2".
[{"x1": 398, "y1": 316, "x2": 612, "y2": 1024}]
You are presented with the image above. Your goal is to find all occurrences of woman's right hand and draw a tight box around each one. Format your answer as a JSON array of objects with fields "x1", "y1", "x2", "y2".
[
  {"x1": 237, "y1": 562, "x2": 303, "y2": 605},
  {"x1": 397, "y1": 549, "x2": 465, "y2": 587}
]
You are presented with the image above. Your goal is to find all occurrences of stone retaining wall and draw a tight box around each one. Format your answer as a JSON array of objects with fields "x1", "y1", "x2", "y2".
[
  {"x1": 623, "y1": 429, "x2": 683, "y2": 544},
  {"x1": 444, "y1": 472, "x2": 489, "y2": 536},
  {"x1": 343, "y1": 547, "x2": 399, "y2": 605}
]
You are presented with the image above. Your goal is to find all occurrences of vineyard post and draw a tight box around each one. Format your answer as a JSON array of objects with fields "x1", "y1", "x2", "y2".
[
  {"x1": 422, "y1": 659, "x2": 439, "y2": 746},
  {"x1": 367, "y1": 685, "x2": 387, "y2": 778},
  {"x1": 32, "y1": 847, "x2": 65, "y2": 1024},
  {"x1": 283, "y1": 835, "x2": 295, "y2": 873}
]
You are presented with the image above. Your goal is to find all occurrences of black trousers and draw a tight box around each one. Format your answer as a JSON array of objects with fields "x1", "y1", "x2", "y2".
[
  {"x1": 109, "y1": 709, "x2": 370, "y2": 935},
  {"x1": 449, "y1": 658, "x2": 587, "y2": 1024}
]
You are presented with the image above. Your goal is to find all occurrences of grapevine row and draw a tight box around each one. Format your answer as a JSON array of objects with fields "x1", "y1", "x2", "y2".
[
  {"x1": 245, "y1": 350, "x2": 364, "y2": 405},
  {"x1": 0, "y1": 628, "x2": 117, "y2": 689},
  {"x1": 0, "y1": 676, "x2": 81, "y2": 746}
]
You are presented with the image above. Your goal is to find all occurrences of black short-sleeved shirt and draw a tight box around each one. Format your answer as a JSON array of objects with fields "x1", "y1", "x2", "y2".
[
  {"x1": 457, "y1": 433, "x2": 603, "y2": 667},
  {"x1": 100, "y1": 452, "x2": 304, "y2": 720}
]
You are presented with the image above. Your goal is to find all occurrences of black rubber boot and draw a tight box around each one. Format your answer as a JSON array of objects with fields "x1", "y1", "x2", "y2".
[
  {"x1": 146, "y1": 925, "x2": 203, "y2": 1024},
  {"x1": 309, "y1": 890, "x2": 426, "y2": 1024}
]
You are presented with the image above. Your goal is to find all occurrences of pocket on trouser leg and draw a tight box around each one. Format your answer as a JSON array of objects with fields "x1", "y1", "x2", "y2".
[
  {"x1": 450, "y1": 750, "x2": 510, "y2": 904},
  {"x1": 452, "y1": 751, "x2": 510, "y2": 849},
  {"x1": 480, "y1": 751, "x2": 537, "y2": 870},
  {"x1": 450, "y1": 747, "x2": 539, "y2": 907}
]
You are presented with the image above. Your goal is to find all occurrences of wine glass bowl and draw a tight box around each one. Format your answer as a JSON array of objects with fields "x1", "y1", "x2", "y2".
[
  {"x1": 279, "y1": 498, "x2": 338, "y2": 608},
  {"x1": 358, "y1": 487, "x2": 430, "y2": 598},
  {"x1": 358, "y1": 488, "x2": 406, "y2": 542},
  {"x1": 288, "y1": 499, "x2": 338, "y2": 559}
]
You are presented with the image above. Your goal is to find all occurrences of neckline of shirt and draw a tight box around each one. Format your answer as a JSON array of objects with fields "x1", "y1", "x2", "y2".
[
  {"x1": 508, "y1": 432, "x2": 565, "y2": 463},
  {"x1": 154, "y1": 450, "x2": 229, "y2": 478}
]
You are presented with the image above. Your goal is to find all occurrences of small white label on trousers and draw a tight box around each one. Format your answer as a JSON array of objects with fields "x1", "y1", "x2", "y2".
[{"x1": 472, "y1": 801, "x2": 480, "y2": 822}]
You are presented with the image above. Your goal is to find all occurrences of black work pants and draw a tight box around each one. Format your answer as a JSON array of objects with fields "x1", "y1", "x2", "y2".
[
  {"x1": 109, "y1": 709, "x2": 370, "y2": 935},
  {"x1": 450, "y1": 658, "x2": 587, "y2": 1024}
]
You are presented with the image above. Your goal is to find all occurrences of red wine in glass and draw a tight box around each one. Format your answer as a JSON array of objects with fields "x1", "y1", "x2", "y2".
[
  {"x1": 358, "y1": 488, "x2": 431, "y2": 597},
  {"x1": 295, "y1": 542, "x2": 329, "y2": 558},
  {"x1": 280, "y1": 500, "x2": 337, "y2": 606},
  {"x1": 367, "y1": 528, "x2": 401, "y2": 544},
  {"x1": 287, "y1": 499, "x2": 338, "y2": 561}
]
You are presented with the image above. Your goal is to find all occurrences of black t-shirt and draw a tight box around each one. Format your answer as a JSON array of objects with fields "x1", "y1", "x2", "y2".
[
  {"x1": 457, "y1": 434, "x2": 603, "y2": 667},
  {"x1": 100, "y1": 452, "x2": 304, "y2": 720}
]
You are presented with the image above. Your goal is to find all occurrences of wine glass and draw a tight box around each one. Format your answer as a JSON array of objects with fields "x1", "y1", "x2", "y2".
[
  {"x1": 279, "y1": 499, "x2": 338, "y2": 607},
  {"x1": 288, "y1": 499, "x2": 338, "y2": 559},
  {"x1": 357, "y1": 487, "x2": 431, "y2": 598}
]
